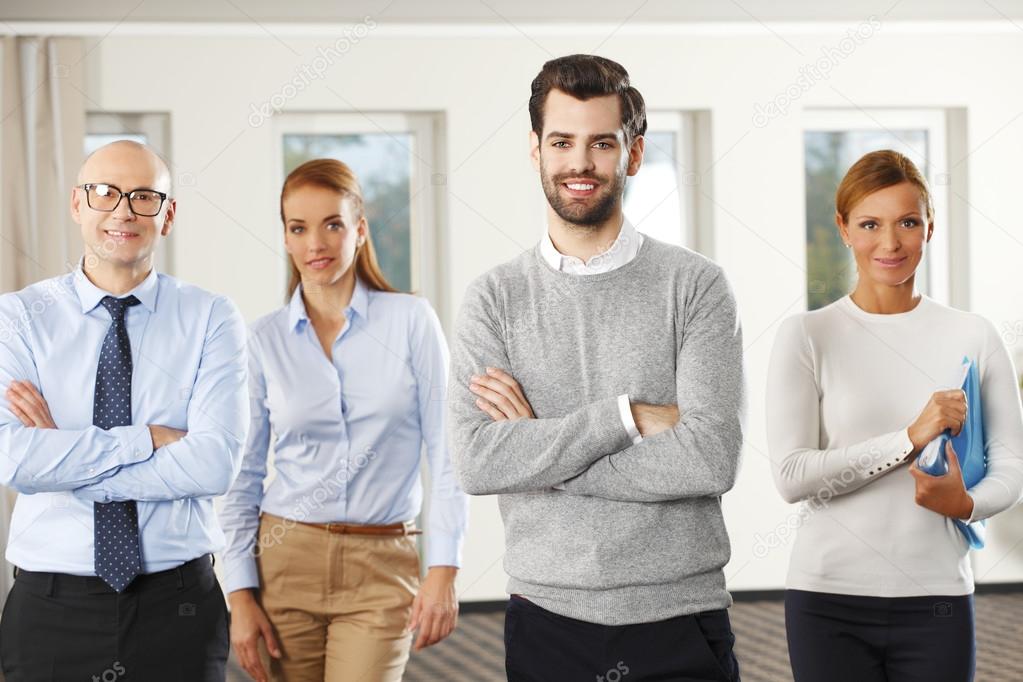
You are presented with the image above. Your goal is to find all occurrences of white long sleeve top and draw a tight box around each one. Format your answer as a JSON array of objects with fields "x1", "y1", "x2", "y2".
[{"x1": 766, "y1": 293, "x2": 1023, "y2": 597}]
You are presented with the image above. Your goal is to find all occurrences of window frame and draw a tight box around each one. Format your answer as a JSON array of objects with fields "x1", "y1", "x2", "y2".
[
  {"x1": 539, "y1": 110, "x2": 710, "y2": 254},
  {"x1": 272, "y1": 112, "x2": 442, "y2": 310},
  {"x1": 802, "y1": 108, "x2": 953, "y2": 306}
]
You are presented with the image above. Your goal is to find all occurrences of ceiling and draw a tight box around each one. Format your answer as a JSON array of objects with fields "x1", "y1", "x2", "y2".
[{"x1": 2, "y1": 0, "x2": 1022, "y2": 25}]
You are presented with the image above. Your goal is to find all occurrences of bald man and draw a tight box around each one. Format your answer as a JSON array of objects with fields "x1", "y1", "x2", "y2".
[{"x1": 0, "y1": 141, "x2": 247, "y2": 680}]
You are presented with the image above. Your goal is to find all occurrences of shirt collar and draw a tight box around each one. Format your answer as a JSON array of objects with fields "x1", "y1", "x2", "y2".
[
  {"x1": 72, "y1": 258, "x2": 159, "y2": 314},
  {"x1": 288, "y1": 277, "x2": 370, "y2": 332},
  {"x1": 540, "y1": 216, "x2": 642, "y2": 273}
]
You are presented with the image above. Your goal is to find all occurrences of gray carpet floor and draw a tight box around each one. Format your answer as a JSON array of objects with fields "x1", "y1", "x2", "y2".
[{"x1": 222, "y1": 591, "x2": 1023, "y2": 681}]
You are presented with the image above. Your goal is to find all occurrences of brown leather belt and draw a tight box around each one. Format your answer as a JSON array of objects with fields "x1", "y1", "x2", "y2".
[{"x1": 295, "y1": 519, "x2": 422, "y2": 536}]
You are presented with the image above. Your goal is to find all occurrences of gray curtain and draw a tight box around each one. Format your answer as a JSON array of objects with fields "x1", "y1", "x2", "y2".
[{"x1": 0, "y1": 36, "x2": 86, "y2": 606}]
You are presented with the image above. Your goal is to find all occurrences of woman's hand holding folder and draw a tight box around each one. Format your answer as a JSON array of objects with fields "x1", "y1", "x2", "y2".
[
  {"x1": 910, "y1": 440, "x2": 975, "y2": 520},
  {"x1": 906, "y1": 388, "x2": 968, "y2": 457}
]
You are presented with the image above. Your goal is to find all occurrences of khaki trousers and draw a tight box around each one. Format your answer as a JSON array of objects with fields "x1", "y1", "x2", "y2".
[{"x1": 256, "y1": 513, "x2": 420, "y2": 681}]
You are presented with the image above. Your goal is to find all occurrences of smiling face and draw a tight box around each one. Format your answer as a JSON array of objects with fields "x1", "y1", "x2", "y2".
[
  {"x1": 837, "y1": 181, "x2": 934, "y2": 288},
  {"x1": 282, "y1": 184, "x2": 367, "y2": 290},
  {"x1": 530, "y1": 89, "x2": 643, "y2": 230},
  {"x1": 71, "y1": 141, "x2": 174, "y2": 270}
]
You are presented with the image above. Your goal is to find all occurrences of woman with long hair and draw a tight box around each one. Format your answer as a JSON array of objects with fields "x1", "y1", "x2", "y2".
[
  {"x1": 220, "y1": 159, "x2": 468, "y2": 681},
  {"x1": 767, "y1": 150, "x2": 1023, "y2": 681}
]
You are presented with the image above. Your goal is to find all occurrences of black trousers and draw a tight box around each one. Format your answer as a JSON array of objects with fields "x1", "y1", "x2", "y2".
[
  {"x1": 0, "y1": 555, "x2": 229, "y2": 682},
  {"x1": 505, "y1": 594, "x2": 740, "y2": 682},
  {"x1": 785, "y1": 589, "x2": 975, "y2": 682}
]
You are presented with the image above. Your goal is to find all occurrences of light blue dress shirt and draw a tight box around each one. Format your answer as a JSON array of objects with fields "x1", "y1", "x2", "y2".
[
  {"x1": 0, "y1": 264, "x2": 248, "y2": 574},
  {"x1": 219, "y1": 279, "x2": 469, "y2": 594}
]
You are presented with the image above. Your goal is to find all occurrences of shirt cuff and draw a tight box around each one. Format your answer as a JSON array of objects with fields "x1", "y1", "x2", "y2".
[
  {"x1": 618, "y1": 394, "x2": 642, "y2": 445},
  {"x1": 221, "y1": 556, "x2": 261, "y2": 595},
  {"x1": 965, "y1": 492, "x2": 980, "y2": 524},
  {"x1": 115, "y1": 423, "x2": 155, "y2": 463},
  {"x1": 425, "y1": 533, "x2": 463, "y2": 569},
  {"x1": 74, "y1": 425, "x2": 153, "y2": 498},
  {"x1": 863, "y1": 428, "x2": 915, "y2": 479}
]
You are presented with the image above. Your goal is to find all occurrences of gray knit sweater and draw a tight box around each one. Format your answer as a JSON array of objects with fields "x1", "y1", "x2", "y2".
[{"x1": 448, "y1": 236, "x2": 746, "y2": 625}]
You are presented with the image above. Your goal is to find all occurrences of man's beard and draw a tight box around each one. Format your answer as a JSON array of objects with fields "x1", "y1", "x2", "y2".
[{"x1": 540, "y1": 163, "x2": 626, "y2": 230}]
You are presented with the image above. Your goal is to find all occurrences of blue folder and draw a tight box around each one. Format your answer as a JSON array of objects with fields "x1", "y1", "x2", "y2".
[{"x1": 916, "y1": 356, "x2": 987, "y2": 548}]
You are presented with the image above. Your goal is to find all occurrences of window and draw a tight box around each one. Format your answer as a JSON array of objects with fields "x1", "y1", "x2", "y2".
[
  {"x1": 274, "y1": 113, "x2": 442, "y2": 304},
  {"x1": 84, "y1": 112, "x2": 173, "y2": 273},
  {"x1": 623, "y1": 111, "x2": 709, "y2": 251},
  {"x1": 803, "y1": 109, "x2": 955, "y2": 310},
  {"x1": 85, "y1": 112, "x2": 170, "y2": 157}
]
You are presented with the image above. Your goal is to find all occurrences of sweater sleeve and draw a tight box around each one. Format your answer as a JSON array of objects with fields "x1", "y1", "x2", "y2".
[
  {"x1": 766, "y1": 314, "x2": 915, "y2": 504},
  {"x1": 447, "y1": 275, "x2": 634, "y2": 496},
  {"x1": 965, "y1": 319, "x2": 1023, "y2": 522},
  {"x1": 558, "y1": 265, "x2": 746, "y2": 502}
]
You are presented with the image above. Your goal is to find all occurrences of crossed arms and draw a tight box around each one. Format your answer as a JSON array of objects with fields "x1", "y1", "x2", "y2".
[
  {"x1": 448, "y1": 267, "x2": 746, "y2": 503},
  {"x1": 0, "y1": 296, "x2": 248, "y2": 502}
]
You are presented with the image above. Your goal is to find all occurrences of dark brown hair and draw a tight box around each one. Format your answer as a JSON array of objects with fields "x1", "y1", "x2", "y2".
[
  {"x1": 280, "y1": 158, "x2": 398, "y2": 300},
  {"x1": 835, "y1": 150, "x2": 934, "y2": 224},
  {"x1": 528, "y1": 54, "x2": 647, "y2": 142}
]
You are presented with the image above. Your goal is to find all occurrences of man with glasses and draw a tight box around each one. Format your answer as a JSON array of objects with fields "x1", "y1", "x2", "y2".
[{"x1": 0, "y1": 140, "x2": 247, "y2": 680}]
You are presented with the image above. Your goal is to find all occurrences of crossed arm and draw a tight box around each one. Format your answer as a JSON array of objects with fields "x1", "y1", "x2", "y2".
[
  {"x1": 6, "y1": 381, "x2": 186, "y2": 449},
  {"x1": 451, "y1": 268, "x2": 746, "y2": 502},
  {"x1": 0, "y1": 298, "x2": 248, "y2": 501}
]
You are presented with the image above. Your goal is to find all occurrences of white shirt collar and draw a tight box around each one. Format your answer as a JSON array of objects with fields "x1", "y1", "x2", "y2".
[{"x1": 540, "y1": 217, "x2": 644, "y2": 275}]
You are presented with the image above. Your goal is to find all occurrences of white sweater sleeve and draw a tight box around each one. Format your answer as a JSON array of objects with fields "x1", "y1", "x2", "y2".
[
  {"x1": 966, "y1": 320, "x2": 1023, "y2": 522},
  {"x1": 766, "y1": 315, "x2": 915, "y2": 504}
]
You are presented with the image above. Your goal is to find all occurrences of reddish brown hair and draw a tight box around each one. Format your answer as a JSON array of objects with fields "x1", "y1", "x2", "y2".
[
  {"x1": 835, "y1": 150, "x2": 934, "y2": 224},
  {"x1": 280, "y1": 158, "x2": 398, "y2": 300}
]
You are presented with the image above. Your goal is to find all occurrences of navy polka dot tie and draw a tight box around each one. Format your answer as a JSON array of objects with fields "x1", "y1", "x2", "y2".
[{"x1": 93, "y1": 295, "x2": 142, "y2": 592}]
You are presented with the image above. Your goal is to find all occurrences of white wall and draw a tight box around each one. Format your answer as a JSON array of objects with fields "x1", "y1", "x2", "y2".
[{"x1": 81, "y1": 22, "x2": 1023, "y2": 600}]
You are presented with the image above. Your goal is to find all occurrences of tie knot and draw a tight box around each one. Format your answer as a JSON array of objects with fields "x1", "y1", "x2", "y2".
[{"x1": 100, "y1": 295, "x2": 140, "y2": 321}]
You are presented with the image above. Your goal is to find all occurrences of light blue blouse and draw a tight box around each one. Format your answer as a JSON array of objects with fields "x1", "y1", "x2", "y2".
[{"x1": 219, "y1": 279, "x2": 468, "y2": 593}]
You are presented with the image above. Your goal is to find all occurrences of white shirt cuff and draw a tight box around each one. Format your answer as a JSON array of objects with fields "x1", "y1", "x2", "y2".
[
  {"x1": 221, "y1": 557, "x2": 261, "y2": 596},
  {"x1": 965, "y1": 492, "x2": 980, "y2": 524},
  {"x1": 425, "y1": 533, "x2": 463, "y2": 569},
  {"x1": 864, "y1": 428, "x2": 915, "y2": 478},
  {"x1": 618, "y1": 394, "x2": 642, "y2": 445}
]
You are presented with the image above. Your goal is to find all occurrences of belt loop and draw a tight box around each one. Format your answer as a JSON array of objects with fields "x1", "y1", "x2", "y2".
[
  {"x1": 176, "y1": 564, "x2": 185, "y2": 591},
  {"x1": 11, "y1": 566, "x2": 16, "y2": 581},
  {"x1": 45, "y1": 573, "x2": 55, "y2": 597},
  {"x1": 210, "y1": 554, "x2": 216, "y2": 568}
]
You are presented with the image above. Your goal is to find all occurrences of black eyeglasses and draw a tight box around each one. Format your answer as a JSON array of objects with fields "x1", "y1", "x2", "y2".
[{"x1": 77, "y1": 183, "x2": 168, "y2": 217}]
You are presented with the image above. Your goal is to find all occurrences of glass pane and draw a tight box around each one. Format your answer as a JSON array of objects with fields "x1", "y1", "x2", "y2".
[
  {"x1": 283, "y1": 133, "x2": 413, "y2": 293},
  {"x1": 804, "y1": 129, "x2": 929, "y2": 310},
  {"x1": 84, "y1": 133, "x2": 147, "y2": 155},
  {"x1": 624, "y1": 131, "x2": 684, "y2": 246}
]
